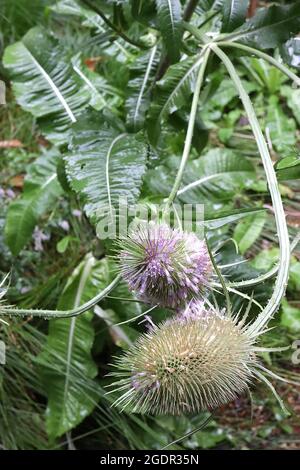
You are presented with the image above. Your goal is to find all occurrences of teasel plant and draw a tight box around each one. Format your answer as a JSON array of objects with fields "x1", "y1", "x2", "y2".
[{"x1": 1, "y1": 0, "x2": 300, "y2": 448}]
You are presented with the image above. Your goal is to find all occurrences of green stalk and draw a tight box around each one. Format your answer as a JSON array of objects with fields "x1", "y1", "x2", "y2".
[
  {"x1": 212, "y1": 233, "x2": 300, "y2": 290},
  {"x1": 210, "y1": 44, "x2": 290, "y2": 334},
  {"x1": 166, "y1": 47, "x2": 210, "y2": 207},
  {"x1": 206, "y1": 236, "x2": 231, "y2": 317},
  {"x1": 217, "y1": 41, "x2": 300, "y2": 87},
  {"x1": 0, "y1": 275, "x2": 121, "y2": 319}
]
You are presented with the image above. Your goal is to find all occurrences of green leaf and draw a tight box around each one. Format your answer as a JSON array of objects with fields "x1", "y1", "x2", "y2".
[
  {"x1": 281, "y1": 85, "x2": 300, "y2": 125},
  {"x1": 3, "y1": 26, "x2": 90, "y2": 144},
  {"x1": 233, "y1": 3, "x2": 300, "y2": 50},
  {"x1": 222, "y1": 0, "x2": 249, "y2": 33},
  {"x1": 36, "y1": 254, "x2": 105, "y2": 439},
  {"x1": 204, "y1": 207, "x2": 266, "y2": 229},
  {"x1": 5, "y1": 150, "x2": 63, "y2": 256},
  {"x1": 155, "y1": 0, "x2": 182, "y2": 63},
  {"x1": 65, "y1": 111, "x2": 148, "y2": 226},
  {"x1": 148, "y1": 54, "x2": 204, "y2": 144},
  {"x1": 289, "y1": 259, "x2": 300, "y2": 292},
  {"x1": 281, "y1": 300, "x2": 300, "y2": 333},
  {"x1": 251, "y1": 247, "x2": 279, "y2": 272},
  {"x1": 144, "y1": 148, "x2": 255, "y2": 203},
  {"x1": 56, "y1": 236, "x2": 72, "y2": 254},
  {"x1": 197, "y1": 1, "x2": 224, "y2": 14},
  {"x1": 125, "y1": 46, "x2": 158, "y2": 131},
  {"x1": 72, "y1": 54, "x2": 122, "y2": 112},
  {"x1": 266, "y1": 96, "x2": 296, "y2": 153},
  {"x1": 275, "y1": 155, "x2": 300, "y2": 181},
  {"x1": 178, "y1": 148, "x2": 255, "y2": 202},
  {"x1": 233, "y1": 211, "x2": 266, "y2": 254}
]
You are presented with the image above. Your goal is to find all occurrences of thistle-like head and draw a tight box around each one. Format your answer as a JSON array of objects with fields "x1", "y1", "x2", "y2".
[
  {"x1": 108, "y1": 304, "x2": 258, "y2": 415},
  {"x1": 118, "y1": 222, "x2": 211, "y2": 308}
]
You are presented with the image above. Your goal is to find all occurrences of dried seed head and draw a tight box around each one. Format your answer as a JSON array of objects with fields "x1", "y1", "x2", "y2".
[
  {"x1": 109, "y1": 306, "x2": 257, "y2": 415},
  {"x1": 118, "y1": 222, "x2": 211, "y2": 308}
]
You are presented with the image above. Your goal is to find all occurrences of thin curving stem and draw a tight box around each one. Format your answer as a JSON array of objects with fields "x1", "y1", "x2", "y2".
[
  {"x1": 0, "y1": 275, "x2": 121, "y2": 319},
  {"x1": 210, "y1": 44, "x2": 290, "y2": 336}
]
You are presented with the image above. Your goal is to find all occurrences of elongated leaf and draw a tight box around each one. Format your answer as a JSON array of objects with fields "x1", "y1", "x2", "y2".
[
  {"x1": 178, "y1": 148, "x2": 255, "y2": 202},
  {"x1": 222, "y1": 0, "x2": 249, "y2": 33},
  {"x1": 204, "y1": 207, "x2": 266, "y2": 229},
  {"x1": 197, "y1": 0, "x2": 224, "y2": 14},
  {"x1": 233, "y1": 3, "x2": 300, "y2": 50},
  {"x1": 155, "y1": 0, "x2": 182, "y2": 62},
  {"x1": 126, "y1": 46, "x2": 158, "y2": 131},
  {"x1": 233, "y1": 211, "x2": 266, "y2": 254},
  {"x1": 281, "y1": 85, "x2": 300, "y2": 125},
  {"x1": 144, "y1": 148, "x2": 255, "y2": 203},
  {"x1": 3, "y1": 27, "x2": 90, "y2": 144},
  {"x1": 148, "y1": 54, "x2": 203, "y2": 144},
  {"x1": 5, "y1": 150, "x2": 63, "y2": 256},
  {"x1": 65, "y1": 111, "x2": 148, "y2": 226},
  {"x1": 266, "y1": 96, "x2": 296, "y2": 153},
  {"x1": 275, "y1": 155, "x2": 300, "y2": 181},
  {"x1": 36, "y1": 254, "x2": 104, "y2": 439}
]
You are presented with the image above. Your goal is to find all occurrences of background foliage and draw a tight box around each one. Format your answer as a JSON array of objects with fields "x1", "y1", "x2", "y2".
[{"x1": 0, "y1": 0, "x2": 300, "y2": 450}]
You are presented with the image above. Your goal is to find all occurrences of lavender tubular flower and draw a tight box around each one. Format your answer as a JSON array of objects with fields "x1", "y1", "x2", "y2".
[{"x1": 118, "y1": 222, "x2": 211, "y2": 309}]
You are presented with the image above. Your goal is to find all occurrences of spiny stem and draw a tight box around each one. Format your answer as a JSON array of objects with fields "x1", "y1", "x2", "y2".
[
  {"x1": 206, "y1": 236, "x2": 231, "y2": 317},
  {"x1": 161, "y1": 413, "x2": 214, "y2": 450},
  {"x1": 0, "y1": 275, "x2": 121, "y2": 319},
  {"x1": 210, "y1": 44, "x2": 290, "y2": 335},
  {"x1": 217, "y1": 41, "x2": 300, "y2": 87},
  {"x1": 166, "y1": 47, "x2": 210, "y2": 207},
  {"x1": 212, "y1": 233, "x2": 300, "y2": 290}
]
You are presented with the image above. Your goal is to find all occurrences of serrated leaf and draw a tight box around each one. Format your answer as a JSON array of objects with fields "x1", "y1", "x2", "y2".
[
  {"x1": 144, "y1": 148, "x2": 255, "y2": 203},
  {"x1": 178, "y1": 148, "x2": 255, "y2": 202},
  {"x1": 233, "y1": 211, "x2": 266, "y2": 254},
  {"x1": 126, "y1": 45, "x2": 158, "y2": 131},
  {"x1": 222, "y1": 0, "x2": 249, "y2": 33},
  {"x1": 155, "y1": 0, "x2": 182, "y2": 62},
  {"x1": 197, "y1": 0, "x2": 224, "y2": 14},
  {"x1": 148, "y1": 54, "x2": 203, "y2": 144},
  {"x1": 232, "y1": 3, "x2": 300, "y2": 50},
  {"x1": 5, "y1": 150, "x2": 63, "y2": 256},
  {"x1": 65, "y1": 111, "x2": 148, "y2": 226},
  {"x1": 36, "y1": 254, "x2": 104, "y2": 439},
  {"x1": 3, "y1": 26, "x2": 91, "y2": 144}
]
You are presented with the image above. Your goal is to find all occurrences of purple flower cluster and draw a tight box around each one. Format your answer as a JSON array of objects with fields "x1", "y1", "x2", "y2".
[
  {"x1": 177, "y1": 299, "x2": 217, "y2": 322},
  {"x1": 119, "y1": 223, "x2": 211, "y2": 309}
]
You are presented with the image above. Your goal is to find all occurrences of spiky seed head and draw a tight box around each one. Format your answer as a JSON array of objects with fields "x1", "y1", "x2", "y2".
[
  {"x1": 108, "y1": 305, "x2": 257, "y2": 415},
  {"x1": 118, "y1": 222, "x2": 211, "y2": 308}
]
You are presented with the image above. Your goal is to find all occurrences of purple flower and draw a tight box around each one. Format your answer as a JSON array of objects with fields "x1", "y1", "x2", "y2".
[
  {"x1": 59, "y1": 220, "x2": 70, "y2": 232},
  {"x1": 118, "y1": 222, "x2": 211, "y2": 308},
  {"x1": 33, "y1": 227, "x2": 50, "y2": 251}
]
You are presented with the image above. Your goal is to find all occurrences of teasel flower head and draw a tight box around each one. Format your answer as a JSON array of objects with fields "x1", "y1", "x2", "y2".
[
  {"x1": 108, "y1": 301, "x2": 292, "y2": 416},
  {"x1": 117, "y1": 222, "x2": 211, "y2": 309}
]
